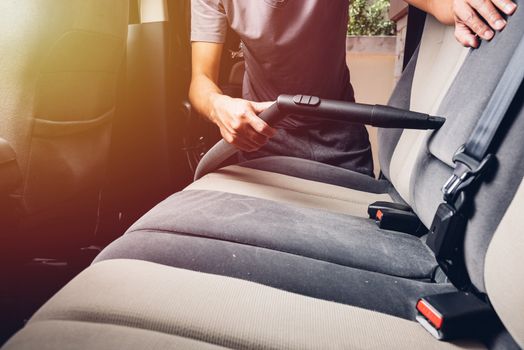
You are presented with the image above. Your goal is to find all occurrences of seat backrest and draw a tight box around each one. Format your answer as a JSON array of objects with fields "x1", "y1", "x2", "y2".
[
  {"x1": 0, "y1": 1, "x2": 128, "y2": 233},
  {"x1": 378, "y1": 16, "x2": 469, "y2": 202},
  {"x1": 484, "y1": 178, "x2": 524, "y2": 348},
  {"x1": 382, "y1": 11, "x2": 524, "y2": 345},
  {"x1": 408, "y1": 7, "x2": 524, "y2": 346},
  {"x1": 410, "y1": 5, "x2": 523, "y2": 281}
]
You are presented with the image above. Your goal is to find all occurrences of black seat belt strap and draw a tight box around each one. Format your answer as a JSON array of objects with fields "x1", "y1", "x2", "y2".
[{"x1": 427, "y1": 33, "x2": 524, "y2": 289}]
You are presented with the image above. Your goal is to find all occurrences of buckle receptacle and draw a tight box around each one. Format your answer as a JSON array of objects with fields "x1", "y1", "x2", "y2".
[
  {"x1": 367, "y1": 201, "x2": 427, "y2": 237},
  {"x1": 416, "y1": 292, "x2": 496, "y2": 340}
]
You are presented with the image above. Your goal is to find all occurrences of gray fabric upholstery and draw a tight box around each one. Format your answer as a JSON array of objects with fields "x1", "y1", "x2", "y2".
[
  {"x1": 121, "y1": 190, "x2": 437, "y2": 279},
  {"x1": 410, "y1": 6, "x2": 524, "y2": 292},
  {"x1": 25, "y1": 259, "x2": 480, "y2": 350},
  {"x1": 3, "y1": 321, "x2": 228, "y2": 350}
]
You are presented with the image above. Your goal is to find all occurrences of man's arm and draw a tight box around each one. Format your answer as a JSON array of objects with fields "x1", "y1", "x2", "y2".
[
  {"x1": 189, "y1": 42, "x2": 276, "y2": 152},
  {"x1": 406, "y1": 0, "x2": 517, "y2": 48}
]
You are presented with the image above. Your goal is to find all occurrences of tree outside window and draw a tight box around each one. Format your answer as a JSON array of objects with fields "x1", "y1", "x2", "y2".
[{"x1": 348, "y1": 0, "x2": 396, "y2": 36}]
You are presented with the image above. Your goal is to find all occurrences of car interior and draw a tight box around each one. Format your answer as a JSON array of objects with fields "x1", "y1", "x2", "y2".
[{"x1": 1, "y1": 0, "x2": 523, "y2": 349}]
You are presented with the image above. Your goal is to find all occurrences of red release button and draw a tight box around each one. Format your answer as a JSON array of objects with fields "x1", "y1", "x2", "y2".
[{"x1": 417, "y1": 299, "x2": 443, "y2": 330}]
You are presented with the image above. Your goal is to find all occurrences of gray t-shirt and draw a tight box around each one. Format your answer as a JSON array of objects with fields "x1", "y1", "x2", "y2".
[{"x1": 191, "y1": 0, "x2": 355, "y2": 103}]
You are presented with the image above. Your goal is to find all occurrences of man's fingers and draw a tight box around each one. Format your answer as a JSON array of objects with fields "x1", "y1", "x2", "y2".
[
  {"x1": 227, "y1": 112, "x2": 272, "y2": 144},
  {"x1": 233, "y1": 134, "x2": 264, "y2": 152},
  {"x1": 250, "y1": 102, "x2": 278, "y2": 138},
  {"x1": 246, "y1": 111, "x2": 277, "y2": 138},
  {"x1": 467, "y1": 0, "x2": 506, "y2": 30},
  {"x1": 455, "y1": 22, "x2": 480, "y2": 47},
  {"x1": 243, "y1": 125, "x2": 269, "y2": 146},
  {"x1": 221, "y1": 129, "x2": 262, "y2": 152},
  {"x1": 491, "y1": 0, "x2": 517, "y2": 14},
  {"x1": 221, "y1": 113, "x2": 268, "y2": 149},
  {"x1": 252, "y1": 101, "x2": 275, "y2": 113},
  {"x1": 455, "y1": 1, "x2": 494, "y2": 40},
  {"x1": 213, "y1": 98, "x2": 277, "y2": 151},
  {"x1": 234, "y1": 139, "x2": 262, "y2": 152}
]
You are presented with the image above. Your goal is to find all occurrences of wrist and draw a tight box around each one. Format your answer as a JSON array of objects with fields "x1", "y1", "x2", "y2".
[
  {"x1": 208, "y1": 93, "x2": 228, "y2": 124},
  {"x1": 429, "y1": 0, "x2": 455, "y2": 25}
]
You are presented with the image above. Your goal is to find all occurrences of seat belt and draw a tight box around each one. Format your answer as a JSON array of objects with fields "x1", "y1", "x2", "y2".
[
  {"x1": 403, "y1": 6, "x2": 426, "y2": 70},
  {"x1": 426, "y1": 33, "x2": 524, "y2": 290}
]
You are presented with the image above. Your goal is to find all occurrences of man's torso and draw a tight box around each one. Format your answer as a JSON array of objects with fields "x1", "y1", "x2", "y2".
[{"x1": 220, "y1": 0, "x2": 354, "y2": 102}]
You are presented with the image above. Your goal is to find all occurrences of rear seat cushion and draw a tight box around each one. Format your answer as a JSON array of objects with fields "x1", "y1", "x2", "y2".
[
  {"x1": 8, "y1": 259, "x2": 483, "y2": 350},
  {"x1": 103, "y1": 190, "x2": 437, "y2": 280},
  {"x1": 94, "y1": 191, "x2": 454, "y2": 320},
  {"x1": 186, "y1": 162, "x2": 394, "y2": 217}
]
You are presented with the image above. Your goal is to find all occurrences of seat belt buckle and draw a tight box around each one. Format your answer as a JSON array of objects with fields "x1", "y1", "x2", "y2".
[
  {"x1": 368, "y1": 202, "x2": 427, "y2": 237},
  {"x1": 442, "y1": 145, "x2": 494, "y2": 203},
  {"x1": 416, "y1": 292, "x2": 496, "y2": 340}
]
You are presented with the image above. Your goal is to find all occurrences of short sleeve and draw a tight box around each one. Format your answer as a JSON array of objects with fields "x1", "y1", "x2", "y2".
[{"x1": 191, "y1": 0, "x2": 228, "y2": 43}]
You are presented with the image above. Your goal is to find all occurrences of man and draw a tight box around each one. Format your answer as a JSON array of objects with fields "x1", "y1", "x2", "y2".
[{"x1": 189, "y1": 0, "x2": 517, "y2": 177}]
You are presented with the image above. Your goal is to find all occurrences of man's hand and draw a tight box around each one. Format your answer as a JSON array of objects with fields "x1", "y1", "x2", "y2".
[
  {"x1": 190, "y1": 42, "x2": 276, "y2": 152},
  {"x1": 210, "y1": 94, "x2": 277, "y2": 152},
  {"x1": 406, "y1": 0, "x2": 517, "y2": 47},
  {"x1": 452, "y1": 0, "x2": 517, "y2": 48}
]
